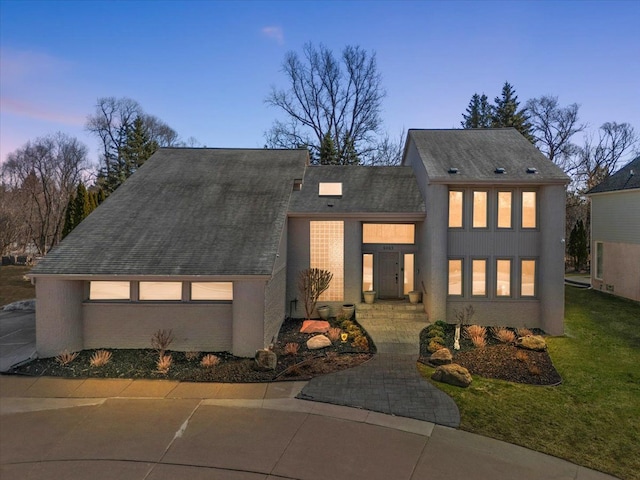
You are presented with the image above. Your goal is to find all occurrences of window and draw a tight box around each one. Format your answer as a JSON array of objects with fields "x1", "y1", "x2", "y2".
[
  {"x1": 496, "y1": 259, "x2": 511, "y2": 296},
  {"x1": 595, "y1": 242, "x2": 604, "y2": 280},
  {"x1": 473, "y1": 191, "x2": 487, "y2": 228},
  {"x1": 404, "y1": 253, "x2": 415, "y2": 295},
  {"x1": 448, "y1": 191, "x2": 463, "y2": 228},
  {"x1": 448, "y1": 259, "x2": 463, "y2": 296},
  {"x1": 362, "y1": 254, "x2": 373, "y2": 292},
  {"x1": 497, "y1": 191, "x2": 512, "y2": 228},
  {"x1": 362, "y1": 224, "x2": 415, "y2": 244},
  {"x1": 521, "y1": 260, "x2": 536, "y2": 297},
  {"x1": 191, "y1": 282, "x2": 233, "y2": 300},
  {"x1": 139, "y1": 282, "x2": 182, "y2": 301},
  {"x1": 318, "y1": 182, "x2": 342, "y2": 196},
  {"x1": 472, "y1": 259, "x2": 487, "y2": 296},
  {"x1": 89, "y1": 281, "x2": 130, "y2": 300},
  {"x1": 522, "y1": 191, "x2": 537, "y2": 228},
  {"x1": 310, "y1": 221, "x2": 344, "y2": 301}
]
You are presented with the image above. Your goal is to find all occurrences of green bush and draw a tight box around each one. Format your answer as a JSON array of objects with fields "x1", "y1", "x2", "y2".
[
  {"x1": 434, "y1": 320, "x2": 448, "y2": 328},
  {"x1": 429, "y1": 336, "x2": 445, "y2": 346},
  {"x1": 427, "y1": 340, "x2": 446, "y2": 353},
  {"x1": 426, "y1": 327, "x2": 445, "y2": 338}
]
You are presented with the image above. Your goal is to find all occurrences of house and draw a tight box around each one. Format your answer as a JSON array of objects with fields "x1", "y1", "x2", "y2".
[
  {"x1": 30, "y1": 128, "x2": 569, "y2": 358},
  {"x1": 586, "y1": 156, "x2": 640, "y2": 302}
]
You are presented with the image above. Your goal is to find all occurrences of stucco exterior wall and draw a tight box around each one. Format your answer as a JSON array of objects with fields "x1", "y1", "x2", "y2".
[
  {"x1": 232, "y1": 279, "x2": 267, "y2": 357},
  {"x1": 592, "y1": 242, "x2": 640, "y2": 302},
  {"x1": 35, "y1": 278, "x2": 84, "y2": 358},
  {"x1": 83, "y1": 303, "x2": 232, "y2": 351},
  {"x1": 264, "y1": 265, "x2": 287, "y2": 345},
  {"x1": 446, "y1": 299, "x2": 540, "y2": 328},
  {"x1": 424, "y1": 183, "x2": 449, "y2": 322}
]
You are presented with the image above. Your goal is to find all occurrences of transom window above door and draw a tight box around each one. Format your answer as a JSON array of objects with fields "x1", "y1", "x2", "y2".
[{"x1": 362, "y1": 224, "x2": 415, "y2": 244}]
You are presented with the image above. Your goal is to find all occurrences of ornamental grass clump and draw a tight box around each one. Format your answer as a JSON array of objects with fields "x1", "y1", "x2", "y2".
[
  {"x1": 55, "y1": 350, "x2": 79, "y2": 366},
  {"x1": 284, "y1": 342, "x2": 300, "y2": 356},
  {"x1": 200, "y1": 354, "x2": 220, "y2": 370},
  {"x1": 465, "y1": 325, "x2": 487, "y2": 348},
  {"x1": 151, "y1": 329, "x2": 174, "y2": 356},
  {"x1": 90, "y1": 350, "x2": 112, "y2": 367},
  {"x1": 156, "y1": 354, "x2": 173, "y2": 374},
  {"x1": 327, "y1": 327, "x2": 342, "y2": 342},
  {"x1": 492, "y1": 326, "x2": 516, "y2": 344}
]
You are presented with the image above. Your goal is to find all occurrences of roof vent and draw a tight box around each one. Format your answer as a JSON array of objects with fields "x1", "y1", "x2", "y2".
[
  {"x1": 448, "y1": 167, "x2": 459, "y2": 174},
  {"x1": 495, "y1": 167, "x2": 506, "y2": 174},
  {"x1": 526, "y1": 167, "x2": 538, "y2": 174}
]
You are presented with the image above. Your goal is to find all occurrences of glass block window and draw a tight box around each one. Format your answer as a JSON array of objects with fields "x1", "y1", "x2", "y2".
[
  {"x1": 310, "y1": 221, "x2": 344, "y2": 301},
  {"x1": 191, "y1": 282, "x2": 233, "y2": 300},
  {"x1": 89, "y1": 281, "x2": 130, "y2": 300}
]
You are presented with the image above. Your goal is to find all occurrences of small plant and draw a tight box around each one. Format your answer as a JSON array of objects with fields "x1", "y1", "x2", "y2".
[
  {"x1": 492, "y1": 327, "x2": 516, "y2": 344},
  {"x1": 515, "y1": 349, "x2": 529, "y2": 362},
  {"x1": 156, "y1": 354, "x2": 173, "y2": 374},
  {"x1": 284, "y1": 342, "x2": 300, "y2": 356},
  {"x1": 298, "y1": 268, "x2": 333, "y2": 320},
  {"x1": 185, "y1": 351, "x2": 200, "y2": 361},
  {"x1": 517, "y1": 327, "x2": 534, "y2": 338},
  {"x1": 426, "y1": 327, "x2": 446, "y2": 339},
  {"x1": 352, "y1": 334, "x2": 369, "y2": 351},
  {"x1": 151, "y1": 329, "x2": 174, "y2": 355},
  {"x1": 200, "y1": 353, "x2": 220, "y2": 369},
  {"x1": 528, "y1": 364, "x2": 542, "y2": 376},
  {"x1": 428, "y1": 339, "x2": 446, "y2": 353},
  {"x1": 434, "y1": 320, "x2": 448, "y2": 328},
  {"x1": 55, "y1": 350, "x2": 79, "y2": 366},
  {"x1": 327, "y1": 327, "x2": 342, "y2": 342},
  {"x1": 465, "y1": 325, "x2": 487, "y2": 348},
  {"x1": 429, "y1": 336, "x2": 445, "y2": 345},
  {"x1": 89, "y1": 350, "x2": 112, "y2": 367}
]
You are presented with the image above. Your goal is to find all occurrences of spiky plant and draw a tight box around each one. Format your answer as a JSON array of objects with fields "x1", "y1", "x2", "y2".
[
  {"x1": 89, "y1": 350, "x2": 112, "y2": 367},
  {"x1": 156, "y1": 354, "x2": 173, "y2": 374},
  {"x1": 200, "y1": 354, "x2": 220, "y2": 369},
  {"x1": 492, "y1": 327, "x2": 516, "y2": 344},
  {"x1": 284, "y1": 342, "x2": 300, "y2": 356},
  {"x1": 55, "y1": 350, "x2": 79, "y2": 366},
  {"x1": 327, "y1": 327, "x2": 342, "y2": 342}
]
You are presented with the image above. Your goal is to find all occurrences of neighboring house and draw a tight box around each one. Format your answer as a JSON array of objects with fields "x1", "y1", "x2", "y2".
[
  {"x1": 30, "y1": 128, "x2": 569, "y2": 358},
  {"x1": 586, "y1": 156, "x2": 640, "y2": 302}
]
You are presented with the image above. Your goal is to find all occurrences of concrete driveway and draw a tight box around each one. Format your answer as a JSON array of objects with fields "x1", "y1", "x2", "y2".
[{"x1": 0, "y1": 309, "x2": 36, "y2": 372}]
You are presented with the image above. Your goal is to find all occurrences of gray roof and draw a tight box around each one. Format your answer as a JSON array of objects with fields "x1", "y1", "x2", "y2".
[
  {"x1": 288, "y1": 166, "x2": 425, "y2": 215},
  {"x1": 587, "y1": 156, "x2": 640, "y2": 194},
  {"x1": 32, "y1": 148, "x2": 308, "y2": 276},
  {"x1": 407, "y1": 128, "x2": 569, "y2": 184}
]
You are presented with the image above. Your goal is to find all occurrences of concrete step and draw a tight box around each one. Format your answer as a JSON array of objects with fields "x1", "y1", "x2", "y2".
[
  {"x1": 356, "y1": 311, "x2": 429, "y2": 321},
  {"x1": 356, "y1": 302, "x2": 425, "y2": 311}
]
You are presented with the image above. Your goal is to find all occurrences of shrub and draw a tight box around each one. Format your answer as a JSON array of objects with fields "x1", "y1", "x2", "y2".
[
  {"x1": 200, "y1": 354, "x2": 220, "y2": 369},
  {"x1": 434, "y1": 320, "x2": 448, "y2": 328},
  {"x1": 426, "y1": 327, "x2": 445, "y2": 339},
  {"x1": 55, "y1": 350, "x2": 79, "y2": 366},
  {"x1": 346, "y1": 324, "x2": 361, "y2": 336},
  {"x1": 492, "y1": 327, "x2": 516, "y2": 344},
  {"x1": 156, "y1": 354, "x2": 172, "y2": 374},
  {"x1": 90, "y1": 350, "x2": 112, "y2": 367},
  {"x1": 517, "y1": 327, "x2": 534, "y2": 337},
  {"x1": 298, "y1": 268, "x2": 333, "y2": 320},
  {"x1": 465, "y1": 325, "x2": 487, "y2": 348},
  {"x1": 428, "y1": 340, "x2": 446, "y2": 353},
  {"x1": 284, "y1": 342, "x2": 300, "y2": 356},
  {"x1": 327, "y1": 327, "x2": 342, "y2": 342},
  {"x1": 430, "y1": 336, "x2": 445, "y2": 346},
  {"x1": 185, "y1": 351, "x2": 200, "y2": 361},
  {"x1": 151, "y1": 329, "x2": 174, "y2": 355},
  {"x1": 352, "y1": 334, "x2": 369, "y2": 352}
]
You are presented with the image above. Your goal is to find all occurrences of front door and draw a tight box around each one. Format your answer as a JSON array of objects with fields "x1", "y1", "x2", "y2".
[{"x1": 379, "y1": 252, "x2": 400, "y2": 298}]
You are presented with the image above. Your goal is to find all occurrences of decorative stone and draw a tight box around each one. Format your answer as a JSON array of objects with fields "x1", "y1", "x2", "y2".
[
  {"x1": 300, "y1": 320, "x2": 330, "y2": 334},
  {"x1": 306, "y1": 335, "x2": 332, "y2": 350},
  {"x1": 432, "y1": 363, "x2": 472, "y2": 387},
  {"x1": 429, "y1": 348, "x2": 453, "y2": 365},
  {"x1": 254, "y1": 349, "x2": 277, "y2": 371},
  {"x1": 516, "y1": 335, "x2": 547, "y2": 351}
]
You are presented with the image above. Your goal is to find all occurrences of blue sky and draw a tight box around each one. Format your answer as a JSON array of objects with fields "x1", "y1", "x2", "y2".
[{"x1": 1, "y1": 0, "x2": 639, "y2": 167}]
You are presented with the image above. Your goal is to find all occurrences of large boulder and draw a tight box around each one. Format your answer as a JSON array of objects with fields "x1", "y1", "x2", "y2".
[
  {"x1": 307, "y1": 335, "x2": 332, "y2": 350},
  {"x1": 432, "y1": 363, "x2": 472, "y2": 387},
  {"x1": 300, "y1": 320, "x2": 331, "y2": 334},
  {"x1": 254, "y1": 349, "x2": 277, "y2": 371},
  {"x1": 516, "y1": 335, "x2": 547, "y2": 351},
  {"x1": 429, "y1": 348, "x2": 452, "y2": 366}
]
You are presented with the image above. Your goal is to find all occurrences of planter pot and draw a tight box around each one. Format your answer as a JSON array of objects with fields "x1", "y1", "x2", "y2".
[
  {"x1": 341, "y1": 304, "x2": 355, "y2": 320},
  {"x1": 363, "y1": 291, "x2": 376, "y2": 304},
  {"x1": 408, "y1": 291, "x2": 421, "y2": 304},
  {"x1": 317, "y1": 305, "x2": 331, "y2": 320}
]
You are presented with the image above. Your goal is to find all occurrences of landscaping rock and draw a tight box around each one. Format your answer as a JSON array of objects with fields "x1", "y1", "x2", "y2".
[
  {"x1": 429, "y1": 348, "x2": 453, "y2": 365},
  {"x1": 516, "y1": 335, "x2": 547, "y2": 351},
  {"x1": 432, "y1": 363, "x2": 472, "y2": 387},
  {"x1": 300, "y1": 320, "x2": 331, "y2": 334},
  {"x1": 254, "y1": 349, "x2": 277, "y2": 371},
  {"x1": 307, "y1": 335, "x2": 332, "y2": 350}
]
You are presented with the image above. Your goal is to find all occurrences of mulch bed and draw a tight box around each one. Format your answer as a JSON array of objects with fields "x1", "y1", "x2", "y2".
[{"x1": 8, "y1": 318, "x2": 373, "y2": 382}]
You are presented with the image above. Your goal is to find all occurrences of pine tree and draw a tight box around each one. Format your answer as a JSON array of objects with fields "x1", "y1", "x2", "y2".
[
  {"x1": 342, "y1": 133, "x2": 360, "y2": 165},
  {"x1": 61, "y1": 182, "x2": 94, "y2": 238},
  {"x1": 461, "y1": 93, "x2": 492, "y2": 128},
  {"x1": 121, "y1": 116, "x2": 159, "y2": 175},
  {"x1": 62, "y1": 195, "x2": 76, "y2": 238},
  {"x1": 568, "y1": 219, "x2": 588, "y2": 271},
  {"x1": 492, "y1": 82, "x2": 534, "y2": 142},
  {"x1": 319, "y1": 132, "x2": 339, "y2": 165}
]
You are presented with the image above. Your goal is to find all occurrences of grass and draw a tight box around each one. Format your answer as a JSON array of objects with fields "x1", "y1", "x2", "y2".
[
  {"x1": 419, "y1": 286, "x2": 640, "y2": 480},
  {"x1": 0, "y1": 265, "x2": 34, "y2": 306}
]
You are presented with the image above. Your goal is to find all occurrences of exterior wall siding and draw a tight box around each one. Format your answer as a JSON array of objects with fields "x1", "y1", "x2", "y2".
[
  {"x1": 232, "y1": 280, "x2": 267, "y2": 357},
  {"x1": 591, "y1": 191, "x2": 640, "y2": 244},
  {"x1": 446, "y1": 299, "x2": 540, "y2": 328},
  {"x1": 264, "y1": 265, "x2": 287, "y2": 345},
  {"x1": 83, "y1": 303, "x2": 232, "y2": 351},
  {"x1": 592, "y1": 242, "x2": 640, "y2": 302}
]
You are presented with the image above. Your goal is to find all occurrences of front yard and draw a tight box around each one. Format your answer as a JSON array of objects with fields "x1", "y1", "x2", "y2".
[
  {"x1": 0, "y1": 266, "x2": 34, "y2": 307},
  {"x1": 419, "y1": 287, "x2": 640, "y2": 480}
]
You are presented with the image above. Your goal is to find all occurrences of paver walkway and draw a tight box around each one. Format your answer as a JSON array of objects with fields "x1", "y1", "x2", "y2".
[{"x1": 298, "y1": 307, "x2": 461, "y2": 427}]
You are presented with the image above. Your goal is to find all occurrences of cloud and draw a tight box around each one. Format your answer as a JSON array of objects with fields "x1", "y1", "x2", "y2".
[
  {"x1": 0, "y1": 97, "x2": 85, "y2": 126},
  {"x1": 261, "y1": 26, "x2": 284, "y2": 45},
  {"x1": 0, "y1": 48, "x2": 72, "y2": 86}
]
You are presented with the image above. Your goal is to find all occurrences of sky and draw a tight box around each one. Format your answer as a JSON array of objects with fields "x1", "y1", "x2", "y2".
[{"x1": 1, "y1": 0, "x2": 639, "y2": 168}]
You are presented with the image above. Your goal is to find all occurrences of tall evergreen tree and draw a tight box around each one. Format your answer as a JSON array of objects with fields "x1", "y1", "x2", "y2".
[
  {"x1": 62, "y1": 182, "x2": 94, "y2": 238},
  {"x1": 341, "y1": 133, "x2": 360, "y2": 165},
  {"x1": 319, "y1": 133, "x2": 339, "y2": 165},
  {"x1": 121, "y1": 116, "x2": 159, "y2": 176},
  {"x1": 568, "y1": 219, "x2": 588, "y2": 271},
  {"x1": 461, "y1": 93, "x2": 492, "y2": 128},
  {"x1": 492, "y1": 82, "x2": 534, "y2": 142}
]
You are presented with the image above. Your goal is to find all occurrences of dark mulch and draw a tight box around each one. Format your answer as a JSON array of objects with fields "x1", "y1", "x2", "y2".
[
  {"x1": 419, "y1": 324, "x2": 562, "y2": 386},
  {"x1": 8, "y1": 318, "x2": 373, "y2": 382}
]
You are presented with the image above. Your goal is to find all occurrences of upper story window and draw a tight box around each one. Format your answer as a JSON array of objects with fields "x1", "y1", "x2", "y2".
[
  {"x1": 89, "y1": 281, "x2": 130, "y2": 300},
  {"x1": 319, "y1": 182, "x2": 342, "y2": 196},
  {"x1": 497, "y1": 191, "x2": 512, "y2": 228},
  {"x1": 362, "y1": 224, "x2": 415, "y2": 244},
  {"x1": 139, "y1": 281, "x2": 182, "y2": 301},
  {"x1": 448, "y1": 191, "x2": 464, "y2": 228},
  {"x1": 522, "y1": 191, "x2": 537, "y2": 229},
  {"x1": 472, "y1": 191, "x2": 487, "y2": 228}
]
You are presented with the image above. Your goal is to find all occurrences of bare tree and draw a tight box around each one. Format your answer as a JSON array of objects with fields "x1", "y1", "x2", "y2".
[
  {"x1": 265, "y1": 43, "x2": 386, "y2": 164},
  {"x1": 368, "y1": 129, "x2": 406, "y2": 166},
  {"x1": 2, "y1": 133, "x2": 90, "y2": 255},
  {"x1": 0, "y1": 184, "x2": 26, "y2": 255},
  {"x1": 526, "y1": 96, "x2": 586, "y2": 171}
]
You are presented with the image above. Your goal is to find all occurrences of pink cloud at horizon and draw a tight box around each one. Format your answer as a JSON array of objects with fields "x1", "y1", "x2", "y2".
[{"x1": 1, "y1": 97, "x2": 86, "y2": 127}]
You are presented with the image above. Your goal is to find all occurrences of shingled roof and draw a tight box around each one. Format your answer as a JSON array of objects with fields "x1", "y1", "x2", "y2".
[
  {"x1": 288, "y1": 166, "x2": 425, "y2": 215},
  {"x1": 31, "y1": 148, "x2": 308, "y2": 277},
  {"x1": 587, "y1": 156, "x2": 640, "y2": 195},
  {"x1": 407, "y1": 128, "x2": 569, "y2": 184}
]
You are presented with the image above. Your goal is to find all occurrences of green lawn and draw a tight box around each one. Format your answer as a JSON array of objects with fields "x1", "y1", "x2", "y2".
[
  {"x1": 0, "y1": 265, "x2": 35, "y2": 306},
  {"x1": 419, "y1": 287, "x2": 640, "y2": 480}
]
